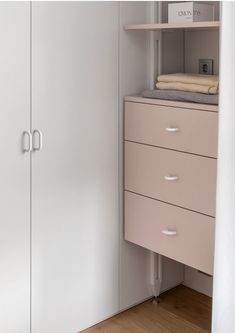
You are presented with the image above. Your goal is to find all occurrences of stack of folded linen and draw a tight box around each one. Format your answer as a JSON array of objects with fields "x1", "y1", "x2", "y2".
[{"x1": 156, "y1": 73, "x2": 219, "y2": 95}]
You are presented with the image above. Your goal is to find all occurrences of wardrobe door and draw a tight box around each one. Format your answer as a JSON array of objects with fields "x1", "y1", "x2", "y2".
[
  {"x1": 0, "y1": 3, "x2": 30, "y2": 333},
  {"x1": 31, "y1": 3, "x2": 119, "y2": 333}
]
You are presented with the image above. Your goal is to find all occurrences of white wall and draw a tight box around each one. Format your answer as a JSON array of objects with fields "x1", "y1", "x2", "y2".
[
  {"x1": 161, "y1": 257, "x2": 184, "y2": 292},
  {"x1": 185, "y1": 30, "x2": 219, "y2": 74},
  {"x1": 162, "y1": 31, "x2": 185, "y2": 74},
  {"x1": 119, "y1": 1, "x2": 153, "y2": 310},
  {"x1": 212, "y1": 2, "x2": 235, "y2": 332}
]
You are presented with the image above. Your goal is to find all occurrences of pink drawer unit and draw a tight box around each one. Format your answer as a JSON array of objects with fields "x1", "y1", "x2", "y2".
[
  {"x1": 125, "y1": 101, "x2": 218, "y2": 158},
  {"x1": 125, "y1": 191, "x2": 215, "y2": 275},
  {"x1": 125, "y1": 141, "x2": 217, "y2": 216}
]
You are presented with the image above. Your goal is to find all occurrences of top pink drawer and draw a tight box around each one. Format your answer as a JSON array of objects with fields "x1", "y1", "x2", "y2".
[{"x1": 125, "y1": 101, "x2": 218, "y2": 158}]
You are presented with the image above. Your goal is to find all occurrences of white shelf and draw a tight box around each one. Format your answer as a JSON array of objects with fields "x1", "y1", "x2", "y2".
[{"x1": 124, "y1": 21, "x2": 220, "y2": 32}]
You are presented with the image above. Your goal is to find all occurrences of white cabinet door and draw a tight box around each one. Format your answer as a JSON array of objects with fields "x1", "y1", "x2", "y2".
[
  {"x1": 0, "y1": 3, "x2": 30, "y2": 333},
  {"x1": 31, "y1": 3, "x2": 119, "y2": 332}
]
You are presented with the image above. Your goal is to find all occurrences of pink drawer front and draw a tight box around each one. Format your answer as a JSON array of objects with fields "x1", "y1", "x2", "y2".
[
  {"x1": 125, "y1": 191, "x2": 215, "y2": 275},
  {"x1": 125, "y1": 141, "x2": 217, "y2": 216},
  {"x1": 125, "y1": 101, "x2": 218, "y2": 158}
]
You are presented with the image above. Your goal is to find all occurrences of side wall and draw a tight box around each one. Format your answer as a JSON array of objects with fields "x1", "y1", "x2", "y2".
[{"x1": 119, "y1": 2, "x2": 152, "y2": 309}]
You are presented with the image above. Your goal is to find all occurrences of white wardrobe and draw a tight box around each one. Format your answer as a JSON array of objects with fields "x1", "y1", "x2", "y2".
[{"x1": 1, "y1": 2, "x2": 119, "y2": 332}]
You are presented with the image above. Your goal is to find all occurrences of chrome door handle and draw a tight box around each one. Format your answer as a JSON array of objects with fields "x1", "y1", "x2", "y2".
[
  {"x1": 165, "y1": 127, "x2": 179, "y2": 132},
  {"x1": 161, "y1": 229, "x2": 177, "y2": 236},
  {"x1": 22, "y1": 131, "x2": 32, "y2": 152},
  {"x1": 32, "y1": 129, "x2": 43, "y2": 151},
  {"x1": 164, "y1": 175, "x2": 179, "y2": 181}
]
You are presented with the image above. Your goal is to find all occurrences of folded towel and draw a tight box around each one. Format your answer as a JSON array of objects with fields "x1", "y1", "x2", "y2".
[
  {"x1": 156, "y1": 73, "x2": 219, "y2": 95},
  {"x1": 158, "y1": 73, "x2": 219, "y2": 87},
  {"x1": 141, "y1": 89, "x2": 218, "y2": 105},
  {"x1": 156, "y1": 81, "x2": 218, "y2": 95}
]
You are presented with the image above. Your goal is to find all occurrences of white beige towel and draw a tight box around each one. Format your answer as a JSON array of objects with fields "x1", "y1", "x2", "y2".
[
  {"x1": 156, "y1": 73, "x2": 219, "y2": 95},
  {"x1": 156, "y1": 81, "x2": 218, "y2": 94}
]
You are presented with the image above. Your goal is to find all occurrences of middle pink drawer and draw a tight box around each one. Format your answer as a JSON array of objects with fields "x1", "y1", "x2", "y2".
[{"x1": 125, "y1": 141, "x2": 217, "y2": 216}]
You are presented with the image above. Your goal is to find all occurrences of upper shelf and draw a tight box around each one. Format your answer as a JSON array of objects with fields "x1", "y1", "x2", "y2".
[{"x1": 124, "y1": 21, "x2": 220, "y2": 32}]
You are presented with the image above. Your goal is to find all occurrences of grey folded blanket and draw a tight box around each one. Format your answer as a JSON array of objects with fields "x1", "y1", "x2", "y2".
[{"x1": 141, "y1": 89, "x2": 218, "y2": 105}]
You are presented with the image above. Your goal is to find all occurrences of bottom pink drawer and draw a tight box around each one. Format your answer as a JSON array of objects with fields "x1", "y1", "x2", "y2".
[{"x1": 125, "y1": 191, "x2": 215, "y2": 275}]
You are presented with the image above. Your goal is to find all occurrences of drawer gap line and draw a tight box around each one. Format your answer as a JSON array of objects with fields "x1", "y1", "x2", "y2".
[
  {"x1": 124, "y1": 140, "x2": 217, "y2": 160},
  {"x1": 125, "y1": 190, "x2": 216, "y2": 219}
]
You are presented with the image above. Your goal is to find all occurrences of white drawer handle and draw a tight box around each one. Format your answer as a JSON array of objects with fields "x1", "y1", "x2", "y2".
[
  {"x1": 161, "y1": 229, "x2": 177, "y2": 236},
  {"x1": 165, "y1": 127, "x2": 179, "y2": 132},
  {"x1": 164, "y1": 175, "x2": 179, "y2": 181}
]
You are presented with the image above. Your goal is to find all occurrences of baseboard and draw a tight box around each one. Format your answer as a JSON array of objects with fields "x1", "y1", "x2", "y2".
[{"x1": 183, "y1": 266, "x2": 213, "y2": 297}]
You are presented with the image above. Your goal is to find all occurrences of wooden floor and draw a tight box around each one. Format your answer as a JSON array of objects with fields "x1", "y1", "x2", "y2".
[{"x1": 82, "y1": 285, "x2": 212, "y2": 333}]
